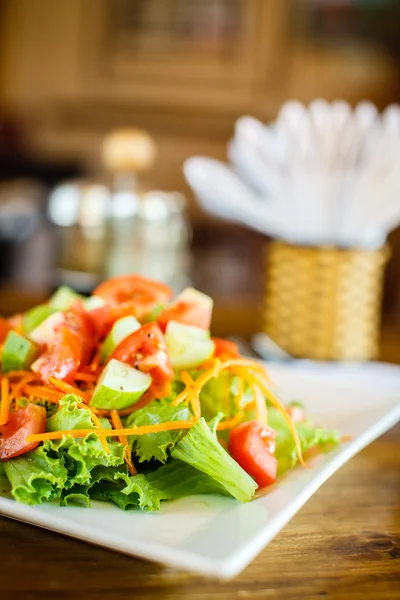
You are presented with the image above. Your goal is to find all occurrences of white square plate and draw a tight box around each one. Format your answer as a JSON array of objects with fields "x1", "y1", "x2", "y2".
[{"x1": 1, "y1": 361, "x2": 399, "y2": 578}]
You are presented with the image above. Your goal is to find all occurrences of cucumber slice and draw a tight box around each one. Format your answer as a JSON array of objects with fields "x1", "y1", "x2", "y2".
[
  {"x1": 179, "y1": 287, "x2": 213, "y2": 310},
  {"x1": 1, "y1": 331, "x2": 39, "y2": 373},
  {"x1": 165, "y1": 321, "x2": 215, "y2": 370},
  {"x1": 100, "y1": 316, "x2": 141, "y2": 363},
  {"x1": 23, "y1": 305, "x2": 54, "y2": 335},
  {"x1": 83, "y1": 296, "x2": 107, "y2": 311},
  {"x1": 90, "y1": 358, "x2": 151, "y2": 410},
  {"x1": 49, "y1": 286, "x2": 83, "y2": 311},
  {"x1": 29, "y1": 312, "x2": 64, "y2": 346}
]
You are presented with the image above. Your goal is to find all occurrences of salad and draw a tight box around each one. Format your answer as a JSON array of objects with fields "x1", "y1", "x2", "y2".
[{"x1": 0, "y1": 275, "x2": 339, "y2": 510}]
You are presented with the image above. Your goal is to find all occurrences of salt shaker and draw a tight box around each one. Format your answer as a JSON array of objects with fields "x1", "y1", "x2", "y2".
[
  {"x1": 47, "y1": 181, "x2": 111, "y2": 290},
  {"x1": 102, "y1": 128, "x2": 191, "y2": 292}
]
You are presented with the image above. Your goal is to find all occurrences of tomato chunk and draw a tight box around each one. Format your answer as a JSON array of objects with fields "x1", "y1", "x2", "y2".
[
  {"x1": 0, "y1": 317, "x2": 11, "y2": 343},
  {"x1": 110, "y1": 322, "x2": 174, "y2": 398},
  {"x1": 94, "y1": 275, "x2": 172, "y2": 320},
  {"x1": 157, "y1": 288, "x2": 213, "y2": 331},
  {"x1": 85, "y1": 303, "x2": 114, "y2": 340},
  {"x1": 212, "y1": 338, "x2": 240, "y2": 359},
  {"x1": 32, "y1": 306, "x2": 95, "y2": 383},
  {"x1": 229, "y1": 420, "x2": 278, "y2": 488},
  {"x1": 0, "y1": 404, "x2": 46, "y2": 460}
]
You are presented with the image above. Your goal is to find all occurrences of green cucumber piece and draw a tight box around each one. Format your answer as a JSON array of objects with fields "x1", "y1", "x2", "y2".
[
  {"x1": 23, "y1": 305, "x2": 54, "y2": 335},
  {"x1": 1, "y1": 331, "x2": 39, "y2": 373},
  {"x1": 29, "y1": 312, "x2": 64, "y2": 346},
  {"x1": 165, "y1": 321, "x2": 215, "y2": 369},
  {"x1": 90, "y1": 358, "x2": 151, "y2": 410},
  {"x1": 100, "y1": 316, "x2": 141, "y2": 363},
  {"x1": 179, "y1": 287, "x2": 213, "y2": 310},
  {"x1": 83, "y1": 296, "x2": 107, "y2": 311},
  {"x1": 49, "y1": 286, "x2": 83, "y2": 311}
]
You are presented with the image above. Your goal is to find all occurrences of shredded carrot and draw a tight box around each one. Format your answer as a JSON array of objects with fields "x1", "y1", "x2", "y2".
[
  {"x1": 74, "y1": 372, "x2": 98, "y2": 383},
  {"x1": 27, "y1": 420, "x2": 196, "y2": 443},
  {"x1": 181, "y1": 371, "x2": 201, "y2": 419},
  {"x1": 171, "y1": 387, "x2": 190, "y2": 407},
  {"x1": 27, "y1": 394, "x2": 60, "y2": 406},
  {"x1": 170, "y1": 357, "x2": 303, "y2": 465},
  {"x1": 84, "y1": 407, "x2": 109, "y2": 453},
  {"x1": 49, "y1": 378, "x2": 89, "y2": 403},
  {"x1": 172, "y1": 359, "x2": 221, "y2": 408},
  {"x1": 89, "y1": 347, "x2": 101, "y2": 372},
  {"x1": 248, "y1": 381, "x2": 268, "y2": 427},
  {"x1": 2, "y1": 370, "x2": 40, "y2": 381},
  {"x1": 48, "y1": 377, "x2": 88, "y2": 400},
  {"x1": 234, "y1": 373, "x2": 245, "y2": 411},
  {"x1": 9, "y1": 374, "x2": 38, "y2": 404},
  {"x1": 0, "y1": 377, "x2": 10, "y2": 425},
  {"x1": 249, "y1": 373, "x2": 305, "y2": 466},
  {"x1": 24, "y1": 385, "x2": 64, "y2": 400},
  {"x1": 217, "y1": 358, "x2": 268, "y2": 378},
  {"x1": 216, "y1": 410, "x2": 244, "y2": 431},
  {"x1": 110, "y1": 410, "x2": 137, "y2": 475},
  {"x1": 244, "y1": 400, "x2": 256, "y2": 413}
]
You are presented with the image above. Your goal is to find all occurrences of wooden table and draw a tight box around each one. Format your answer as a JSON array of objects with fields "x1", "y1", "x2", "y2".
[{"x1": 0, "y1": 290, "x2": 399, "y2": 600}]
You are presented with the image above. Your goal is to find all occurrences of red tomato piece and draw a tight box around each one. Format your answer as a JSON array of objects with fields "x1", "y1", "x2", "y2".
[
  {"x1": 157, "y1": 292, "x2": 212, "y2": 331},
  {"x1": 212, "y1": 338, "x2": 240, "y2": 359},
  {"x1": 0, "y1": 404, "x2": 46, "y2": 460},
  {"x1": 32, "y1": 306, "x2": 95, "y2": 383},
  {"x1": 287, "y1": 404, "x2": 306, "y2": 423},
  {"x1": 0, "y1": 317, "x2": 11, "y2": 343},
  {"x1": 229, "y1": 420, "x2": 278, "y2": 488},
  {"x1": 7, "y1": 314, "x2": 23, "y2": 333},
  {"x1": 64, "y1": 304, "x2": 95, "y2": 364},
  {"x1": 86, "y1": 303, "x2": 114, "y2": 340},
  {"x1": 93, "y1": 275, "x2": 172, "y2": 320},
  {"x1": 110, "y1": 322, "x2": 174, "y2": 398}
]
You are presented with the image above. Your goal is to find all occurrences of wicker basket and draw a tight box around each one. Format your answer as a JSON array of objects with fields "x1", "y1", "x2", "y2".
[{"x1": 262, "y1": 241, "x2": 390, "y2": 361}]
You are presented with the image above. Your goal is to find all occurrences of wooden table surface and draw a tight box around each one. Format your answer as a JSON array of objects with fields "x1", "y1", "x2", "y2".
[{"x1": 0, "y1": 290, "x2": 399, "y2": 600}]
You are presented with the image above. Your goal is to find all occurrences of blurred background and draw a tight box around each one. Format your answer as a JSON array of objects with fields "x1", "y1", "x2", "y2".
[{"x1": 0, "y1": 0, "x2": 399, "y2": 356}]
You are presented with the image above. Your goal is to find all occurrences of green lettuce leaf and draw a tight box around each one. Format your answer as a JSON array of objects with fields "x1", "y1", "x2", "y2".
[
  {"x1": 4, "y1": 446, "x2": 68, "y2": 505},
  {"x1": 126, "y1": 397, "x2": 190, "y2": 463},
  {"x1": 46, "y1": 394, "x2": 95, "y2": 432},
  {"x1": 0, "y1": 462, "x2": 11, "y2": 497},
  {"x1": 93, "y1": 460, "x2": 230, "y2": 511},
  {"x1": 47, "y1": 433, "x2": 125, "y2": 488},
  {"x1": 268, "y1": 408, "x2": 340, "y2": 475},
  {"x1": 199, "y1": 372, "x2": 253, "y2": 421},
  {"x1": 61, "y1": 465, "x2": 130, "y2": 507},
  {"x1": 171, "y1": 418, "x2": 257, "y2": 503},
  {"x1": 146, "y1": 459, "x2": 229, "y2": 499},
  {"x1": 5, "y1": 396, "x2": 126, "y2": 505}
]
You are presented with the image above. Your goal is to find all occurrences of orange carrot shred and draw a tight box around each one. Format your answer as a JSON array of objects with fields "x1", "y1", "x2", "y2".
[
  {"x1": 216, "y1": 411, "x2": 244, "y2": 431},
  {"x1": 89, "y1": 347, "x2": 101, "y2": 372},
  {"x1": 24, "y1": 385, "x2": 64, "y2": 400},
  {"x1": 27, "y1": 394, "x2": 60, "y2": 406},
  {"x1": 0, "y1": 377, "x2": 10, "y2": 425},
  {"x1": 110, "y1": 410, "x2": 137, "y2": 475},
  {"x1": 74, "y1": 372, "x2": 98, "y2": 383},
  {"x1": 249, "y1": 373, "x2": 305, "y2": 466},
  {"x1": 248, "y1": 380, "x2": 268, "y2": 427},
  {"x1": 26, "y1": 420, "x2": 195, "y2": 443},
  {"x1": 49, "y1": 378, "x2": 89, "y2": 402},
  {"x1": 86, "y1": 408, "x2": 110, "y2": 453},
  {"x1": 180, "y1": 371, "x2": 201, "y2": 419}
]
